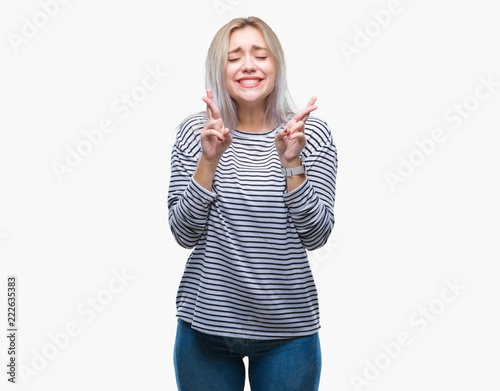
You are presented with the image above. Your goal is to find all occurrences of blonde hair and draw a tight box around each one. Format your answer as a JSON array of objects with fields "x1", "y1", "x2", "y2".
[{"x1": 205, "y1": 16, "x2": 295, "y2": 129}]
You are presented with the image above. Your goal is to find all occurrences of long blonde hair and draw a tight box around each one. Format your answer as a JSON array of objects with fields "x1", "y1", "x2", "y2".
[{"x1": 205, "y1": 16, "x2": 295, "y2": 129}]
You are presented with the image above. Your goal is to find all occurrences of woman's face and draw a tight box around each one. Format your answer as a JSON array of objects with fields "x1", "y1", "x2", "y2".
[{"x1": 225, "y1": 26, "x2": 276, "y2": 110}]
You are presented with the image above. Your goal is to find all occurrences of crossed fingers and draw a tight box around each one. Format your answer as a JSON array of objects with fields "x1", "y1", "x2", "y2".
[
  {"x1": 294, "y1": 96, "x2": 318, "y2": 123},
  {"x1": 285, "y1": 96, "x2": 318, "y2": 139},
  {"x1": 202, "y1": 89, "x2": 222, "y2": 121},
  {"x1": 201, "y1": 89, "x2": 229, "y2": 142}
]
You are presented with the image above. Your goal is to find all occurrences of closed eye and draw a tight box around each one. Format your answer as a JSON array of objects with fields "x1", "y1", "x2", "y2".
[{"x1": 228, "y1": 58, "x2": 240, "y2": 62}]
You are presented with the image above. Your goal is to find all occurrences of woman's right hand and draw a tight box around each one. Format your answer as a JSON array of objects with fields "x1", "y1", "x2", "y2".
[{"x1": 200, "y1": 89, "x2": 232, "y2": 162}]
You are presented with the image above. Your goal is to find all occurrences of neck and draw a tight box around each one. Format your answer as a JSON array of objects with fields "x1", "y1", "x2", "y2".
[{"x1": 236, "y1": 102, "x2": 272, "y2": 133}]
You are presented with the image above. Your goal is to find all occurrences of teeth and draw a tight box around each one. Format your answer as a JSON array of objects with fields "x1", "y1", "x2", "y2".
[{"x1": 239, "y1": 79, "x2": 261, "y2": 85}]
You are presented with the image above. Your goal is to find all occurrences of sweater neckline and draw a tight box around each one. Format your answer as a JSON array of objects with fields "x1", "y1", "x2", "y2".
[{"x1": 230, "y1": 124, "x2": 283, "y2": 139}]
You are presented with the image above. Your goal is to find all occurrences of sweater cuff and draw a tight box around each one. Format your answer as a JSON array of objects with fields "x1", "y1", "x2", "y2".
[
  {"x1": 283, "y1": 177, "x2": 316, "y2": 212},
  {"x1": 186, "y1": 177, "x2": 217, "y2": 208}
]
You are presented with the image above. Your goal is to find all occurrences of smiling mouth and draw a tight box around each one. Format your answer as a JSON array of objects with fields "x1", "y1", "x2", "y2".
[{"x1": 237, "y1": 78, "x2": 263, "y2": 88}]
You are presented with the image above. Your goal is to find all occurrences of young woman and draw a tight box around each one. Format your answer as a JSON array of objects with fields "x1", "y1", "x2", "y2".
[{"x1": 168, "y1": 16, "x2": 338, "y2": 391}]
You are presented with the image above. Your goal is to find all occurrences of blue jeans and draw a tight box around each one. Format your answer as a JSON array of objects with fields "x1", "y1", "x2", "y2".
[{"x1": 174, "y1": 318, "x2": 321, "y2": 391}]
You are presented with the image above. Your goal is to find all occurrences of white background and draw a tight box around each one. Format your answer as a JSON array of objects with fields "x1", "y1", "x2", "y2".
[{"x1": 1, "y1": 0, "x2": 499, "y2": 390}]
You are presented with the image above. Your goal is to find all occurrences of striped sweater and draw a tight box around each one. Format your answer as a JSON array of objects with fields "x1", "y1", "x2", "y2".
[{"x1": 168, "y1": 113, "x2": 338, "y2": 339}]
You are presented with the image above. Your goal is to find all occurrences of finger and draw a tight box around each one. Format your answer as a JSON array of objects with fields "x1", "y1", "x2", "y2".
[
  {"x1": 202, "y1": 98, "x2": 222, "y2": 121},
  {"x1": 274, "y1": 127, "x2": 288, "y2": 143},
  {"x1": 307, "y1": 96, "x2": 317, "y2": 108},
  {"x1": 295, "y1": 104, "x2": 318, "y2": 122},
  {"x1": 204, "y1": 117, "x2": 217, "y2": 128},
  {"x1": 287, "y1": 120, "x2": 304, "y2": 136},
  {"x1": 288, "y1": 131, "x2": 306, "y2": 143},
  {"x1": 208, "y1": 101, "x2": 222, "y2": 120},
  {"x1": 203, "y1": 128, "x2": 226, "y2": 142},
  {"x1": 203, "y1": 120, "x2": 224, "y2": 138},
  {"x1": 294, "y1": 97, "x2": 318, "y2": 122},
  {"x1": 223, "y1": 128, "x2": 233, "y2": 144},
  {"x1": 202, "y1": 89, "x2": 222, "y2": 121},
  {"x1": 202, "y1": 94, "x2": 213, "y2": 121},
  {"x1": 302, "y1": 109, "x2": 315, "y2": 125},
  {"x1": 284, "y1": 122, "x2": 295, "y2": 137},
  {"x1": 303, "y1": 96, "x2": 318, "y2": 122}
]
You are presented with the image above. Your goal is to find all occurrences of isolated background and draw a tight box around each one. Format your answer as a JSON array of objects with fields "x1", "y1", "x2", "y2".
[{"x1": 1, "y1": 0, "x2": 499, "y2": 390}]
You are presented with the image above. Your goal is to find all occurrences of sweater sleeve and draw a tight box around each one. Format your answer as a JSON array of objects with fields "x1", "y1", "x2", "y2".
[
  {"x1": 283, "y1": 117, "x2": 338, "y2": 250},
  {"x1": 167, "y1": 115, "x2": 216, "y2": 249}
]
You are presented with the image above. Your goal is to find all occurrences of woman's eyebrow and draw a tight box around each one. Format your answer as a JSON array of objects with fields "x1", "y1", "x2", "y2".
[{"x1": 228, "y1": 45, "x2": 268, "y2": 54}]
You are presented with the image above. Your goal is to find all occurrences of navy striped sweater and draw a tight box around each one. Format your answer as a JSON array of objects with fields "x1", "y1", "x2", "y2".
[{"x1": 168, "y1": 114, "x2": 338, "y2": 339}]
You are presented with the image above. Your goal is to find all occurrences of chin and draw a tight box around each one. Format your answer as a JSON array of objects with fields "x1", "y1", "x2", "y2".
[
  {"x1": 235, "y1": 90, "x2": 273, "y2": 104},
  {"x1": 236, "y1": 96, "x2": 266, "y2": 106}
]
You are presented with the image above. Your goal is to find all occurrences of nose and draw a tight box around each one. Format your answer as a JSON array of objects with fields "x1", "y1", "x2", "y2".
[{"x1": 241, "y1": 55, "x2": 257, "y2": 73}]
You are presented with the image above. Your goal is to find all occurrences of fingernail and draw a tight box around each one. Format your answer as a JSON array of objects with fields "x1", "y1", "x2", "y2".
[{"x1": 284, "y1": 128, "x2": 288, "y2": 134}]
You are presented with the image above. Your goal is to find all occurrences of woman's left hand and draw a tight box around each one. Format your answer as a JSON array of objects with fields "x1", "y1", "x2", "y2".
[{"x1": 275, "y1": 97, "x2": 318, "y2": 167}]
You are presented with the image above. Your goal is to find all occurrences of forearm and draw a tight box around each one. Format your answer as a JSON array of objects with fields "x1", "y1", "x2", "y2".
[
  {"x1": 193, "y1": 155, "x2": 220, "y2": 192},
  {"x1": 282, "y1": 138, "x2": 338, "y2": 250},
  {"x1": 168, "y1": 176, "x2": 217, "y2": 249},
  {"x1": 283, "y1": 179, "x2": 335, "y2": 250},
  {"x1": 168, "y1": 150, "x2": 217, "y2": 249}
]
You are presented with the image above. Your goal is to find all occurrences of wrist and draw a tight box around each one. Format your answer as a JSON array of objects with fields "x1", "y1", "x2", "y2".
[
  {"x1": 280, "y1": 157, "x2": 302, "y2": 169},
  {"x1": 199, "y1": 154, "x2": 220, "y2": 169}
]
